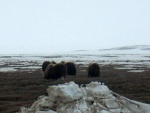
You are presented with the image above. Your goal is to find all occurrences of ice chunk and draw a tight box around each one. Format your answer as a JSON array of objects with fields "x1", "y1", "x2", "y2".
[
  {"x1": 99, "y1": 110, "x2": 111, "y2": 113},
  {"x1": 35, "y1": 110, "x2": 57, "y2": 113},
  {"x1": 18, "y1": 81, "x2": 150, "y2": 113},
  {"x1": 103, "y1": 99, "x2": 120, "y2": 109},
  {"x1": 85, "y1": 82, "x2": 111, "y2": 98},
  {"x1": 47, "y1": 82, "x2": 83, "y2": 103}
]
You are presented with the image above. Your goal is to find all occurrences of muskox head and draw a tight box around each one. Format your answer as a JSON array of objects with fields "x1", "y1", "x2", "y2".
[
  {"x1": 87, "y1": 63, "x2": 100, "y2": 77},
  {"x1": 44, "y1": 63, "x2": 67, "y2": 80}
]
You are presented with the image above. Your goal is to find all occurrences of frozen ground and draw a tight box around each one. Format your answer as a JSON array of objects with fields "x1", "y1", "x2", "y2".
[
  {"x1": 0, "y1": 45, "x2": 150, "y2": 72},
  {"x1": 0, "y1": 48, "x2": 149, "y2": 113}
]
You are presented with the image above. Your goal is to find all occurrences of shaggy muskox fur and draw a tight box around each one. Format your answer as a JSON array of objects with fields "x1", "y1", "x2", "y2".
[
  {"x1": 60, "y1": 61, "x2": 65, "y2": 64},
  {"x1": 87, "y1": 63, "x2": 100, "y2": 77},
  {"x1": 44, "y1": 63, "x2": 67, "y2": 80},
  {"x1": 65, "y1": 62, "x2": 76, "y2": 75},
  {"x1": 42, "y1": 61, "x2": 56, "y2": 72},
  {"x1": 44, "y1": 64, "x2": 55, "y2": 79},
  {"x1": 42, "y1": 61, "x2": 51, "y2": 72},
  {"x1": 51, "y1": 61, "x2": 56, "y2": 64},
  {"x1": 54, "y1": 63, "x2": 67, "y2": 79}
]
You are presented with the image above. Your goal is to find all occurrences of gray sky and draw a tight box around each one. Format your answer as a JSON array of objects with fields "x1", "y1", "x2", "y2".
[{"x1": 0, "y1": 0, "x2": 150, "y2": 54}]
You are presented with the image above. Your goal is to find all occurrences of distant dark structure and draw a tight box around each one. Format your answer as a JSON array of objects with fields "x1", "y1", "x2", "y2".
[
  {"x1": 42, "y1": 61, "x2": 50, "y2": 72},
  {"x1": 42, "y1": 61, "x2": 56, "y2": 72},
  {"x1": 44, "y1": 63, "x2": 67, "y2": 80},
  {"x1": 87, "y1": 63, "x2": 100, "y2": 77}
]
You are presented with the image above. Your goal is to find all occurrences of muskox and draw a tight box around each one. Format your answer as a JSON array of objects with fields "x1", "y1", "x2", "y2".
[
  {"x1": 51, "y1": 61, "x2": 56, "y2": 64},
  {"x1": 60, "y1": 61, "x2": 65, "y2": 64},
  {"x1": 42, "y1": 61, "x2": 51, "y2": 72},
  {"x1": 44, "y1": 63, "x2": 67, "y2": 80},
  {"x1": 59, "y1": 61, "x2": 76, "y2": 75},
  {"x1": 44, "y1": 64, "x2": 55, "y2": 79},
  {"x1": 42, "y1": 61, "x2": 56, "y2": 72},
  {"x1": 87, "y1": 63, "x2": 100, "y2": 77},
  {"x1": 65, "y1": 62, "x2": 76, "y2": 75},
  {"x1": 54, "y1": 63, "x2": 67, "y2": 79}
]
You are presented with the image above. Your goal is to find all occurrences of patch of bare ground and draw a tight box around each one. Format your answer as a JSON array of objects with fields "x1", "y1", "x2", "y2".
[{"x1": 0, "y1": 64, "x2": 149, "y2": 113}]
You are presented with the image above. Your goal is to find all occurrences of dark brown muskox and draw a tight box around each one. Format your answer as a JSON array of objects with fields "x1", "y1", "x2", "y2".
[
  {"x1": 51, "y1": 61, "x2": 56, "y2": 64},
  {"x1": 42, "y1": 61, "x2": 50, "y2": 72},
  {"x1": 60, "y1": 61, "x2": 65, "y2": 64},
  {"x1": 42, "y1": 61, "x2": 56, "y2": 72},
  {"x1": 65, "y1": 62, "x2": 76, "y2": 75},
  {"x1": 44, "y1": 64, "x2": 55, "y2": 79},
  {"x1": 44, "y1": 63, "x2": 67, "y2": 80},
  {"x1": 54, "y1": 63, "x2": 67, "y2": 79},
  {"x1": 87, "y1": 63, "x2": 100, "y2": 77}
]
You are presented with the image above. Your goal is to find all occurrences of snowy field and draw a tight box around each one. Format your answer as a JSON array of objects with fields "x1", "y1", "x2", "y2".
[
  {"x1": 0, "y1": 45, "x2": 149, "y2": 113},
  {"x1": 0, "y1": 45, "x2": 150, "y2": 72}
]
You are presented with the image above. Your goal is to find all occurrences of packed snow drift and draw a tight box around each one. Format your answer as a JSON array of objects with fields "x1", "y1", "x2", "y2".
[{"x1": 18, "y1": 81, "x2": 150, "y2": 113}]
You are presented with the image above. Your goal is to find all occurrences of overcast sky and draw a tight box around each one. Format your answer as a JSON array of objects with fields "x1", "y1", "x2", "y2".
[{"x1": 0, "y1": 0, "x2": 150, "y2": 54}]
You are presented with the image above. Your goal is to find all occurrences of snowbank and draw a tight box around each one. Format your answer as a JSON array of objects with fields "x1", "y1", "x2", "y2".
[{"x1": 17, "y1": 82, "x2": 150, "y2": 113}]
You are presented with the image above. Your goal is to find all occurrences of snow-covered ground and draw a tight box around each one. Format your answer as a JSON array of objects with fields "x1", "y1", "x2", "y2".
[
  {"x1": 17, "y1": 81, "x2": 150, "y2": 113},
  {"x1": 0, "y1": 45, "x2": 150, "y2": 72}
]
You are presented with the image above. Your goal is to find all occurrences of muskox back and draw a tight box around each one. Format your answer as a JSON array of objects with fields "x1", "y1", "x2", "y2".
[
  {"x1": 42, "y1": 61, "x2": 51, "y2": 72},
  {"x1": 87, "y1": 63, "x2": 100, "y2": 77},
  {"x1": 65, "y1": 62, "x2": 76, "y2": 75}
]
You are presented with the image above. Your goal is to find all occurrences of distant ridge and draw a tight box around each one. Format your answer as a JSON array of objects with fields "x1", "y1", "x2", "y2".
[
  {"x1": 74, "y1": 50, "x2": 88, "y2": 52},
  {"x1": 99, "y1": 45, "x2": 150, "y2": 51}
]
